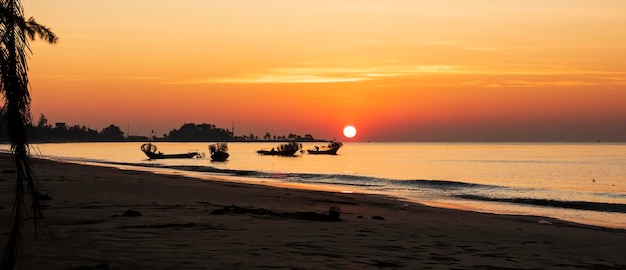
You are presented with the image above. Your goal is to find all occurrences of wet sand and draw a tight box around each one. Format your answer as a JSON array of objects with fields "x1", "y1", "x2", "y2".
[{"x1": 1, "y1": 154, "x2": 625, "y2": 269}]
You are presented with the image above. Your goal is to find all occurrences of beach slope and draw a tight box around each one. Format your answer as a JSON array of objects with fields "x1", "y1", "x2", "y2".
[{"x1": 1, "y1": 154, "x2": 625, "y2": 269}]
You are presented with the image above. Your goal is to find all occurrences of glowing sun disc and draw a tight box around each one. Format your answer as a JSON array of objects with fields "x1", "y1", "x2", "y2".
[{"x1": 343, "y1": 126, "x2": 357, "y2": 138}]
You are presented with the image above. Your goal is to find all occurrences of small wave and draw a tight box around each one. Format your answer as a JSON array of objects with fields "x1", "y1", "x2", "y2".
[
  {"x1": 394, "y1": 179, "x2": 498, "y2": 190},
  {"x1": 44, "y1": 157, "x2": 512, "y2": 193},
  {"x1": 457, "y1": 194, "x2": 626, "y2": 214},
  {"x1": 165, "y1": 165, "x2": 261, "y2": 177},
  {"x1": 121, "y1": 163, "x2": 505, "y2": 191}
]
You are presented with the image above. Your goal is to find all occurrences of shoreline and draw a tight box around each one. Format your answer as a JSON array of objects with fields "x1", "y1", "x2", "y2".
[
  {"x1": 2, "y1": 153, "x2": 626, "y2": 269},
  {"x1": 40, "y1": 153, "x2": 626, "y2": 230}
]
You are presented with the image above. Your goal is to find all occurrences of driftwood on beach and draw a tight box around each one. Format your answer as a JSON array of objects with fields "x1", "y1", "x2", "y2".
[{"x1": 211, "y1": 205, "x2": 342, "y2": 221}]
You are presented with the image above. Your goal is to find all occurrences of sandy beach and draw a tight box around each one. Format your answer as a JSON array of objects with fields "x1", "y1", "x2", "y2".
[{"x1": 1, "y1": 154, "x2": 625, "y2": 270}]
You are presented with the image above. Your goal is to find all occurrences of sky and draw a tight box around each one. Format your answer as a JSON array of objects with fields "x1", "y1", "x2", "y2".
[{"x1": 17, "y1": 0, "x2": 626, "y2": 141}]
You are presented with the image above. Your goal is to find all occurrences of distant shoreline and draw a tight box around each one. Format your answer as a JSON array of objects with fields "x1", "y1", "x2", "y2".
[
  {"x1": 3, "y1": 140, "x2": 624, "y2": 144},
  {"x1": 0, "y1": 138, "x2": 332, "y2": 144}
]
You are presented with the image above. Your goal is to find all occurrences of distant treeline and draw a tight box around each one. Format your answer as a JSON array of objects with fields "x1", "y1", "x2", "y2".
[{"x1": 0, "y1": 113, "x2": 324, "y2": 143}]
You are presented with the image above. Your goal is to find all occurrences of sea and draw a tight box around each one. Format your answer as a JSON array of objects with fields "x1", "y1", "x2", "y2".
[{"x1": 2, "y1": 142, "x2": 626, "y2": 229}]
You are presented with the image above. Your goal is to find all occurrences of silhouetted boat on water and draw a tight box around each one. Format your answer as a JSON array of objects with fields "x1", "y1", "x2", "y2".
[
  {"x1": 307, "y1": 141, "x2": 343, "y2": 155},
  {"x1": 209, "y1": 142, "x2": 230, "y2": 161},
  {"x1": 257, "y1": 141, "x2": 302, "y2": 156},
  {"x1": 141, "y1": 143, "x2": 200, "y2": 159}
]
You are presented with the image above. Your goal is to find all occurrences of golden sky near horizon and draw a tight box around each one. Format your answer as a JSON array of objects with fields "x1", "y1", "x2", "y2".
[{"x1": 19, "y1": 0, "x2": 626, "y2": 141}]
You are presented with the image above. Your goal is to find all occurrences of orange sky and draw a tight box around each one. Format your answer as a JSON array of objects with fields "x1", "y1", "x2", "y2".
[{"x1": 17, "y1": 0, "x2": 626, "y2": 141}]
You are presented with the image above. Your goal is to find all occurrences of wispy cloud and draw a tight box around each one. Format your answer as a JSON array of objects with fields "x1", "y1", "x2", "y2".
[
  {"x1": 162, "y1": 62, "x2": 626, "y2": 86},
  {"x1": 462, "y1": 47, "x2": 496, "y2": 52},
  {"x1": 420, "y1": 41, "x2": 496, "y2": 52},
  {"x1": 205, "y1": 75, "x2": 364, "y2": 84},
  {"x1": 170, "y1": 65, "x2": 468, "y2": 84},
  {"x1": 31, "y1": 74, "x2": 89, "y2": 82},
  {"x1": 36, "y1": 64, "x2": 626, "y2": 89}
]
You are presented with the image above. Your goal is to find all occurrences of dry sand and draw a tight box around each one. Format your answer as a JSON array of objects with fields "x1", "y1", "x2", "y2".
[{"x1": 1, "y1": 154, "x2": 626, "y2": 269}]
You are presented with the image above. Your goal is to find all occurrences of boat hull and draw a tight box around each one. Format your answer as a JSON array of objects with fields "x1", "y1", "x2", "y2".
[
  {"x1": 257, "y1": 141, "x2": 302, "y2": 156},
  {"x1": 144, "y1": 152, "x2": 199, "y2": 160},
  {"x1": 257, "y1": 149, "x2": 299, "y2": 156},
  {"x1": 306, "y1": 141, "x2": 342, "y2": 155},
  {"x1": 210, "y1": 151, "x2": 230, "y2": 161},
  {"x1": 141, "y1": 142, "x2": 199, "y2": 160},
  {"x1": 209, "y1": 142, "x2": 230, "y2": 161},
  {"x1": 307, "y1": 148, "x2": 339, "y2": 155}
]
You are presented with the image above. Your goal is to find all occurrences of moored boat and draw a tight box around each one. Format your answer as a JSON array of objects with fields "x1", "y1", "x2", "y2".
[
  {"x1": 307, "y1": 141, "x2": 343, "y2": 155},
  {"x1": 257, "y1": 141, "x2": 302, "y2": 156},
  {"x1": 141, "y1": 143, "x2": 200, "y2": 160},
  {"x1": 209, "y1": 142, "x2": 230, "y2": 161}
]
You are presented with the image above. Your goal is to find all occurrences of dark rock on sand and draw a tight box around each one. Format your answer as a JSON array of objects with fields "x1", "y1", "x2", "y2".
[
  {"x1": 328, "y1": 206, "x2": 341, "y2": 221},
  {"x1": 372, "y1": 215, "x2": 385, "y2": 220},
  {"x1": 36, "y1": 192, "x2": 52, "y2": 200},
  {"x1": 121, "y1": 209, "x2": 142, "y2": 217}
]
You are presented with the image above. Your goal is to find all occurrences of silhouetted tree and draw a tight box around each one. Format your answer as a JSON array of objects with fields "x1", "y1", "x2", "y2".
[
  {"x1": 166, "y1": 123, "x2": 233, "y2": 141},
  {"x1": 101, "y1": 124, "x2": 125, "y2": 141},
  {"x1": 35, "y1": 113, "x2": 47, "y2": 127},
  {"x1": 0, "y1": 1, "x2": 57, "y2": 268}
]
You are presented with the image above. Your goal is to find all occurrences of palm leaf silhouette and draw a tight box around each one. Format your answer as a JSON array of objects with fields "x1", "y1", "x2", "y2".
[{"x1": 0, "y1": 0, "x2": 57, "y2": 269}]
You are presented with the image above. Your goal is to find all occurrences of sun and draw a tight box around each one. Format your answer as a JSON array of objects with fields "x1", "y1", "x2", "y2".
[{"x1": 343, "y1": 126, "x2": 357, "y2": 139}]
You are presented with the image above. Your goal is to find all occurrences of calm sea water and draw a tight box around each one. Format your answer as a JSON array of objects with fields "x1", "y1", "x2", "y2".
[{"x1": 3, "y1": 142, "x2": 626, "y2": 229}]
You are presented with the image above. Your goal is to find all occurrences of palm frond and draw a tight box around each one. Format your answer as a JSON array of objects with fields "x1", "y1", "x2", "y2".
[
  {"x1": 1, "y1": 0, "x2": 57, "y2": 269},
  {"x1": 24, "y1": 17, "x2": 58, "y2": 44}
]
